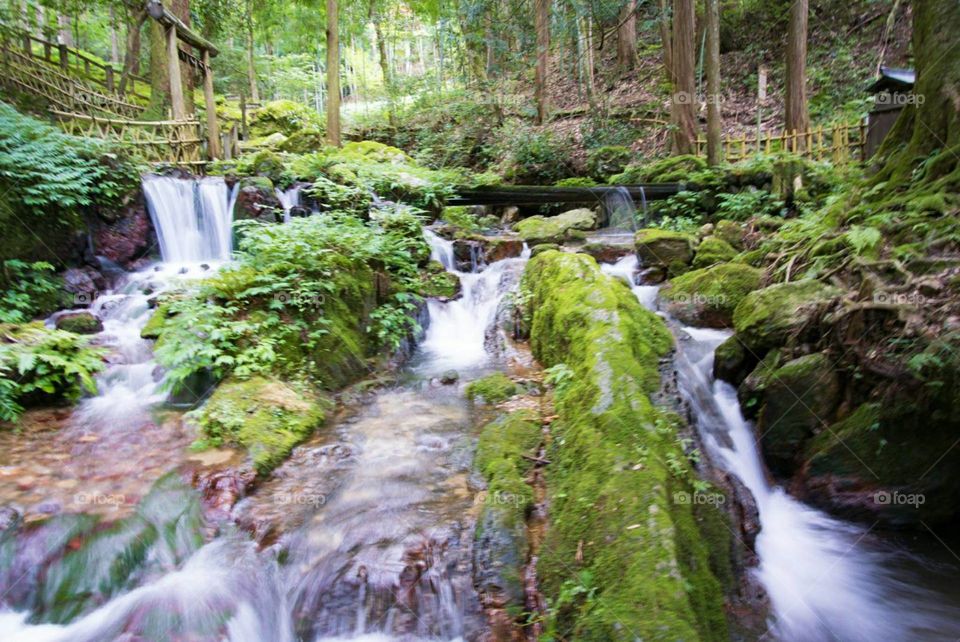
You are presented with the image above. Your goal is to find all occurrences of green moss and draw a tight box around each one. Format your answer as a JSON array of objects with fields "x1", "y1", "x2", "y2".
[
  {"x1": 612, "y1": 154, "x2": 708, "y2": 184},
  {"x1": 419, "y1": 266, "x2": 461, "y2": 298},
  {"x1": 191, "y1": 376, "x2": 329, "y2": 475},
  {"x1": 140, "y1": 304, "x2": 172, "y2": 340},
  {"x1": 530, "y1": 242, "x2": 561, "y2": 257},
  {"x1": 514, "y1": 208, "x2": 597, "y2": 244},
  {"x1": 635, "y1": 228, "x2": 695, "y2": 274},
  {"x1": 54, "y1": 312, "x2": 102, "y2": 335},
  {"x1": 465, "y1": 373, "x2": 521, "y2": 404},
  {"x1": 692, "y1": 236, "x2": 738, "y2": 269},
  {"x1": 732, "y1": 279, "x2": 842, "y2": 352},
  {"x1": 586, "y1": 145, "x2": 632, "y2": 180},
  {"x1": 521, "y1": 251, "x2": 728, "y2": 641},
  {"x1": 663, "y1": 263, "x2": 763, "y2": 328},
  {"x1": 713, "y1": 220, "x2": 745, "y2": 249}
]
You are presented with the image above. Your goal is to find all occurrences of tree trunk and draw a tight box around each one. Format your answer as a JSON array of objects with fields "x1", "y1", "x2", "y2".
[
  {"x1": 876, "y1": 0, "x2": 960, "y2": 183},
  {"x1": 372, "y1": 7, "x2": 395, "y2": 127},
  {"x1": 534, "y1": 0, "x2": 550, "y2": 124},
  {"x1": 617, "y1": 0, "x2": 636, "y2": 72},
  {"x1": 148, "y1": 20, "x2": 171, "y2": 114},
  {"x1": 785, "y1": 0, "x2": 809, "y2": 143},
  {"x1": 120, "y1": 7, "x2": 147, "y2": 95},
  {"x1": 110, "y1": 6, "x2": 120, "y2": 64},
  {"x1": 170, "y1": 0, "x2": 194, "y2": 113},
  {"x1": 670, "y1": 0, "x2": 696, "y2": 154},
  {"x1": 245, "y1": 0, "x2": 260, "y2": 103},
  {"x1": 326, "y1": 0, "x2": 341, "y2": 146},
  {"x1": 57, "y1": 13, "x2": 72, "y2": 46},
  {"x1": 658, "y1": 0, "x2": 673, "y2": 85},
  {"x1": 705, "y1": 0, "x2": 722, "y2": 165}
]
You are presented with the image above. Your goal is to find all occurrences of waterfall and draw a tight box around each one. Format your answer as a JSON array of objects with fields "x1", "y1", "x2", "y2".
[
  {"x1": 601, "y1": 258, "x2": 960, "y2": 641},
  {"x1": 602, "y1": 186, "x2": 638, "y2": 232},
  {"x1": 275, "y1": 185, "x2": 303, "y2": 223},
  {"x1": 420, "y1": 230, "x2": 528, "y2": 373},
  {"x1": 142, "y1": 175, "x2": 239, "y2": 264}
]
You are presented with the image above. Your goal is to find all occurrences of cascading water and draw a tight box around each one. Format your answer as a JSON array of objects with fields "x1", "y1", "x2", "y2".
[
  {"x1": 601, "y1": 186, "x2": 639, "y2": 232},
  {"x1": 603, "y1": 255, "x2": 960, "y2": 641},
  {"x1": 275, "y1": 185, "x2": 303, "y2": 223},
  {"x1": 2, "y1": 226, "x2": 530, "y2": 642},
  {"x1": 419, "y1": 230, "x2": 529, "y2": 373},
  {"x1": 142, "y1": 175, "x2": 239, "y2": 263}
]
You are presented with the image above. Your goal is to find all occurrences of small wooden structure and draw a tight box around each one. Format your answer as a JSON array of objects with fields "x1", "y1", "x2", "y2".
[
  {"x1": 865, "y1": 66, "x2": 915, "y2": 159},
  {"x1": 695, "y1": 120, "x2": 866, "y2": 163},
  {"x1": 446, "y1": 184, "x2": 686, "y2": 207},
  {"x1": 146, "y1": 0, "x2": 221, "y2": 159}
]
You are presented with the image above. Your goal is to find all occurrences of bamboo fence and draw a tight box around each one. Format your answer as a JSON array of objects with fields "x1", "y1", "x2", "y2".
[{"x1": 696, "y1": 119, "x2": 867, "y2": 163}]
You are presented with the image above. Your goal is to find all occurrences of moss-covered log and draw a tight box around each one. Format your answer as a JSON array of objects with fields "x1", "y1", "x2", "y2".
[{"x1": 520, "y1": 251, "x2": 729, "y2": 641}]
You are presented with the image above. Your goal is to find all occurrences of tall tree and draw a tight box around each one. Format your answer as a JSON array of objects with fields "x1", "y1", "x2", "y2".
[
  {"x1": 245, "y1": 0, "x2": 260, "y2": 103},
  {"x1": 704, "y1": 0, "x2": 721, "y2": 165},
  {"x1": 119, "y1": 3, "x2": 148, "y2": 94},
  {"x1": 616, "y1": 0, "x2": 636, "y2": 72},
  {"x1": 669, "y1": 0, "x2": 696, "y2": 154},
  {"x1": 534, "y1": 0, "x2": 550, "y2": 124},
  {"x1": 785, "y1": 0, "x2": 809, "y2": 141},
  {"x1": 326, "y1": 0, "x2": 341, "y2": 146},
  {"x1": 658, "y1": 0, "x2": 673, "y2": 85}
]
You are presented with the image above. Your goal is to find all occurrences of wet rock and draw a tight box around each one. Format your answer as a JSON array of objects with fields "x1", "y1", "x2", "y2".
[
  {"x1": 755, "y1": 353, "x2": 840, "y2": 477},
  {"x1": 453, "y1": 239, "x2": 484, "y2": 271},
  {"x1": 55, "y1": 312, "x2": 103, "y2": 334},
  {"x1": 500, "y1": 206, "x2": 520, "y2": 226},
  {"x1": 713, "y1": 335, "x2": 756, "y2": 385},
  {"x1": 195, "y1": 467, "x2": 256, "y2": 520},
  {"x1": 530, "y1": 243, "x2": 560, "y2": 258},
  {"x1": 439, "y1": 370, "x2": 459, "y2": 385},
  {"x1": 63, "y1": 267, "x2": 105, "y2": 306},
  {"x1": 732, "y1": 279, "x2": 843, "y2": 353},
  {"x1": 714, "y1": 220, "x2": 746, "y2": 249},
  {"x1": 639, "y1": 265, "x2": 667, "y2": 284},
  {"x1": 0, "y1": 505, "x2": 21, "y2": 531},
  {"x1": 91, "y1": 200, "x2": 154, "y2": 267},
  {"x1": 634, "y1": 228, "x2": 695, "y2": 276},
  {"x1": 662, "y1": 263, "x2": 763, "y2": 328},
  {"x1": 514, "y1": 208, "x2": 596, "y2": 245},
  {"x1": 484, "y1": 237, "x2": 524, "y2": 263},
  {"x1": 578, "y1": 240, "x2": 635, "y2": 263},
  {"x1": 420, "y1": 263, "x2": 461, "y2": 299},
  {"x1": 233, "y1": 177, "x2": 282, "y2": 223}
]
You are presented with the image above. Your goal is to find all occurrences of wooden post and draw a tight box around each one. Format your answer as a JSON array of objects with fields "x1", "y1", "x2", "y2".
[
  {"x1": 105, "y1": 66, "x2": 114, "y2": 92},
  {"x1": 166, "y1": 25, "x2": 186, "y2": 120},
  {"x1": 202, "y1": 49, "x2": 221, "y2": 159},
  {"x1": 58, "y1": 43, "x2": 68, "y2": 71},
  {"x1": 240, "y1": 92, "x2": 248, "y2": 139}
]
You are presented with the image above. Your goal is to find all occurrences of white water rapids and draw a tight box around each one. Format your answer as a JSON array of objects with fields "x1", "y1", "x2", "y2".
[{"x1": 603, "y1": 254, "x2": 960, "y2": 641}]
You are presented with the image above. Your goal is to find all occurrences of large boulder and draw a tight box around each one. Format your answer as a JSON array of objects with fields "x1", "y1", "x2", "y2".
[
  {"x1": 514, "y1": 208, "x2": 596, "y2": 244},
  {"x1": 233, "y1": 177, "x2": 281, "y2": 223},
  {"x1": 55, "y1": 312, "x2": 103, "y2": 335},
  {"x1": 732, "y1": 279, "x2": 843, "y2": 353},
  {"x1": 754, "y1": 353, "x2": 841, "y2": 477},
  {"x1": 578, "y1": 238, "x2": 635, "y2": 263},
  {"x1": 62, "y1": 267, "x2": 106, "y2": 306},
  {"x1": 662, "y1": 263, "x2": 763, "y2": 328},
  {"x1": 634, "y1": 228, "x2": 695, "y2": 276},
  {"x1": 713, "y1": 335, "x2": 756, "y2": 385},
  {"x1": 91, "y1": 200, "x2": 154, "y2": 268}
]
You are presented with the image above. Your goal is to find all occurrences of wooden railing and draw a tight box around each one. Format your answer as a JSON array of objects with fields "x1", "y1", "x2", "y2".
[
  {"x1": 696, "y1": 119, "x2": 867, "y2": 163},
  {"x1": 0, "y1": 21, "x2": 149, "y2": 102},
  {"x1": 51, "y1": 110, "x2": 205, "y2": 166},
  {"x1": 0, "y1": 44, "x2": 146, "y2": 119}
]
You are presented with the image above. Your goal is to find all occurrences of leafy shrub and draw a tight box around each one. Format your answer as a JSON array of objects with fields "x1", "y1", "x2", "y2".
[
  {"x1": 0, "y1": 260, "x2": 66, "y2": 323},
  {"x1": 586, "y1": 146, "x2": 633, "y2": 180},
  {"x1": 490, "y1": 120, "x2": 576, "y2": 184},
  {"x1": 715, "y1": 190, "x2": 784, "y2": 221},
  {"x1": 0, "y1": 324, "x2": 105, "y2": 421}
]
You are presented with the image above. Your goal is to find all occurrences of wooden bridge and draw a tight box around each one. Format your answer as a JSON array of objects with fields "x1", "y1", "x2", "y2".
[{"x1": 0, "y1": 3, "x2": 235, "y2": 167}]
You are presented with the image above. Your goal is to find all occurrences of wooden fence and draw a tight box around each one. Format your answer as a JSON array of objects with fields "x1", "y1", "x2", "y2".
[
  {"x1": 0, "y1": 22, "x2": 149, "y2": 102},
  {"x1": 696, "y1": 119, "x2": 867, "y2": 163},
  {"x1": 51, "y1": 110, "x2": 205, "y2": 166}
]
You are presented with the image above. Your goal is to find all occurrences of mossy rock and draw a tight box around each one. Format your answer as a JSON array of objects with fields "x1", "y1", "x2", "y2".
[
  {"x1": 755, "y1": 353, "x2": 840, "y2": 477},
  {"x1": 465, "y1": 373, "x2": 520, "y2": 404},
  {"x1": 514, "y1": 208, "x2": 597, "y2": 245},
  {"x1": 737, "y1": 349, "x2": 783, "y2": 419},
  {"x1": 635, "y1": 228, "x2": 695, "y2": 275},
  {"x1": 419, "y1": 267, "x2": 461, "y2": 299},
  {"x1": 732, "y1": 279, "x2": 843, "y2": 353},
  {"x1": 612, "y1": 154, "x2": 708, "y2": 184},
  {"x1": 586, "y1": 145, "x2": 632, "y2": 180},
  {"x1": 662, "y1": 263, "x2": 763, "y2": 328},
  {"x1": 278, "y1": 129, "x2": 326, "y2": 154},
  {"x1": 521, "y1": 251, "x2": 729, "y2": 640},
  {"x1": 474, "y1": 409, "x2": 541, "y2": 609},
  {"x1": 713, "y1": 335, "x2": 755, "y2": 385},
  {"x1": 140, "y1": 303, "x2": 172, "y2": 340},
  {"x1": 54, "y1": 312, "x2": 102, "y2": 335},
  {"x1": 692, "y1": 236, "x2": 738, "y2": 269},
  {"x1": 713, "y1": 220, "x2": 745, "y2": 249},
  {"x1": 530, "y1": 243, "x2": 561, "y2": 257},
  {"x1": 191, "y1": 376, "x2": 329, "y2": 475}
]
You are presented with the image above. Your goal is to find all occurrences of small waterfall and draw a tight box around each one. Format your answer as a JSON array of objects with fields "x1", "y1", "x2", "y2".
[
  {"x1": 420, "y1": 230, "x2": 528, "y2": 373},
  {"x1": 275, "y1": 185, "x2": 303, "y2": 223},
  {"x1": 602, "y1": 258, "x2": 960, "y2": 641},
  {"x1": 142, "y1": 175, "x2": 239, "y2": 264},
  {"x1": 602, "y1": 186, "x2": 638, "y2": 232}
]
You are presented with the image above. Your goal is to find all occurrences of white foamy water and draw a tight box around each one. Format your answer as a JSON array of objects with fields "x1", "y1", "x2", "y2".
[
  {"x1": 142, "y1": 175, "x2": 238, "y2": 263},
  {"x1": 275, "y1": 185, "x2": 303, "y2": 223},
  {"x1": 603, "y1": 258, "x2": 960, "y2": 641}
]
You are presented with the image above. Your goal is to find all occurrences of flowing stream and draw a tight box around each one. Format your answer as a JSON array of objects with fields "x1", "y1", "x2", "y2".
[
  {"x1": 1, "y1": 214, "x2": 529, "y2": 641},
  {"x1": 603, "y1": 255, "x2": 960, "y2": 641}
]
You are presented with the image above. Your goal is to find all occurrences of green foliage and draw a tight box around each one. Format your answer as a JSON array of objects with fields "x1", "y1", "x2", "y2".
[
  {"x1": 715, "y1": 189, "x2": 784, "y2": 221},
  {"x1": 586, "y1": 146, "x2": 632, "y2": 180},
  {"x1": 0, "y1": 260, "x2": 65, "y2": 323},
  {"x1": 465, "y1": 373, "x2": 521, "y2": 404},
  {"x1": 249, "y1": 99, "x2": 324, "y2": 138},
  {"x1": 490, "y1": 120, "x2": 575, "y2": 184},
  {"x1": 0, "y1": 101, "x2": 136, "y2": 211},
  {"x1": 0, "y1": 324, "x2": 105, "y2": 422},
  {"x1": 152, "y1": 210, "x2": 425, "y2": 392}
]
